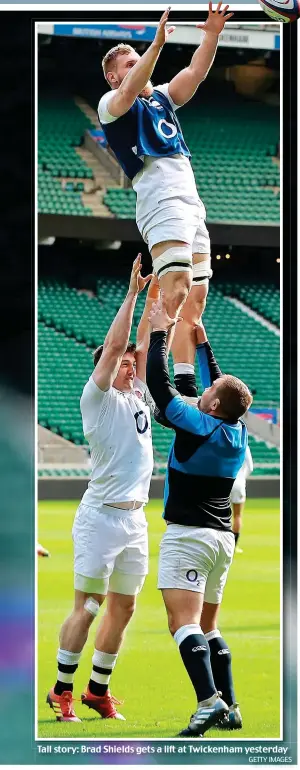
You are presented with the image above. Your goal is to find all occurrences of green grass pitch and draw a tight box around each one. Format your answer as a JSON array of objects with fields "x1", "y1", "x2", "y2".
[{"x1": 38, "y1": 498, "x2": 280, "y2": 740}]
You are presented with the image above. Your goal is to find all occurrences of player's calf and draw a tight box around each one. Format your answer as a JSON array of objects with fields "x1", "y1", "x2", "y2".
[
  {"x1": 205, "y1": 629, "x2": 238, "y2": 714},
  {"x1": 48, "y1": 595, "x2": 101, "y2": 720}
]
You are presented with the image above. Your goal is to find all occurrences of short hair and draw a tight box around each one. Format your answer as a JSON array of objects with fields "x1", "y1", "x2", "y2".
[
  {"x1": 93, "y1": 341, "x2": 136, "y2": 368},
  {"x1": 102, "y1": 44, "x2": 136, "y2": 81},
  {"x1": 216, "y1": 375, "x2": 253, "y2": 422}
]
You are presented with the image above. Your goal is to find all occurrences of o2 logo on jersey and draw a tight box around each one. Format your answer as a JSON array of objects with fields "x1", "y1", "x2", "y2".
[
  {"x1": 134, "y1": 410, "x2": 149, "y2": 435},
  {"x1": 158, "y1": 119, "x2": 178, "y2": 139},
  {"x1": 148, "y1": 97, "x2": 163, "y2": 110}
]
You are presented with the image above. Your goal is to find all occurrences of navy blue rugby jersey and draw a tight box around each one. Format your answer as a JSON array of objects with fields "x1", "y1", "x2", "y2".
[{"x1": 98, "y1": 84, "x2": 191, "y2": 181}]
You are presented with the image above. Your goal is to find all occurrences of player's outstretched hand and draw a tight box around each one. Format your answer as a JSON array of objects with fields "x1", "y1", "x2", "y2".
[
  {"x1": 148, "y1": 293, "x2": 182, "y2": 331},
  {"x1": 129, "y1": 254, "x2": 153, "y2": 295},
  {"x1": 154, "y1": 7, "x2": 176, "y2": 49},
  {"x1": 196, "y1": 2, "x2": 234, "y2": 34},
  {"x1": 147, "y1": 274, "x2": 160, "y2": 301}
]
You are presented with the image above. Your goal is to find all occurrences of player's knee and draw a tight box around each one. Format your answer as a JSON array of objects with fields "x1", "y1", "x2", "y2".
[
  {"x1": 73, "y1": 596, "x2": 100, "y2": 630},
  {"x1": 174, "y1": 281, "x2": 190, "y2": 311},
  {"x1": 165, "y1": 279, "x2": 190, "y2": 317},
  {"x1": 121, "y1": 597, "x2": 136, "y2": 622},
  {"x1": 74, "y1": 606, "x2": 96, "y2": 631},
  {"x1": 167, "y1": 612, "x2": 199, "y2": 637},
  {"x1": 187, "y1": 288, "x2": 207, "y2": 325}
]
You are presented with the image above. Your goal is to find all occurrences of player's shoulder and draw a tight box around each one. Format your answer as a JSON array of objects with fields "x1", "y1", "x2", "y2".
[
  {"x1": 153, "y1": 83, "x2": 180, "y2": 111},
  {"x1": 98, "y1": 90, "x2": 121, "y2": 124},
  {"x1": 81, "y1": 375, "x2": 114, "y2": 404},
  {"x1": 98, "y1": 89, "x2": 112, "y2": 109}
]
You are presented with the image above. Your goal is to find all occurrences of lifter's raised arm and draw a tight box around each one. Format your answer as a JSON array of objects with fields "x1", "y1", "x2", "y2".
[
  {"x1": 105, "y1": 8, "x2": 175, "y2": 119},
  {"x1": 168, "y1": 3, "x2": 233, "y2": 107},
  {"x1": 146, "y1": 299, "x2": 216, "y2": 434},
  {"x1": 195, "y1": 320, "x2": 223, "y2": 389},
  {"x1": 135, "y1": 275, "x2": 160, "y2": 383},
  {"x1": 93, "y1": 255, "x2": 151, "y2": 391}
]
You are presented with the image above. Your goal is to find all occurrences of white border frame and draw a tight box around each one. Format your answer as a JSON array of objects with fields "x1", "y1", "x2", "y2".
[{"x1": 35, "y1": 13, "x2": 283, "y2": 746}]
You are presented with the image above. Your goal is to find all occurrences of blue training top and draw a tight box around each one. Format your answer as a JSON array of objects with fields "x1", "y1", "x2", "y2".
[{"x1": 146, "y1": 333, "x2": 248, "y2": 531}]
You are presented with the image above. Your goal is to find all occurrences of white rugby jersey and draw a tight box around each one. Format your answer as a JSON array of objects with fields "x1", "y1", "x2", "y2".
[{"x1": 80, "y1": 375, "x2": 153, "y2": 509}]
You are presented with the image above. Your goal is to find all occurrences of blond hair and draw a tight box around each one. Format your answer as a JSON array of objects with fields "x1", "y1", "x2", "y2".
[{"x1": 102, "y1": 44, "x2": 136, "y2": 82}]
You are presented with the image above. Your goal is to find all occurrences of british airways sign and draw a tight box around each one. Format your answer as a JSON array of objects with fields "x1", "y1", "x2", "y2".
[{"x1": 53, "y1": 24, "x2": 156, "y2": 41}]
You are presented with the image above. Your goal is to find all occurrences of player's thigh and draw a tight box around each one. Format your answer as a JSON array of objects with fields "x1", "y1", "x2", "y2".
[
  {"x1": 139, "y1": 197, "x2": 199, "y2": 258},
  {"x1": 72, "y1": 505, "x2": 128, "y2": 595},
  {"x1": 204, "y1": 532, "x2": 235, "y2": 605},
  {"x1": 158, "y1": 524, "x2": 216, "y2": 594},
  {"x1": 151, "y1": 239, "x2": 189, "y2": 260},
  {"x1": 151, "y1": 241, "x2": 193, "y2": 310},
  {"x1": 110, "y1": 513, "x2": 149, "y2": 596},
  {"x1": 106, "y1": 590, "x2": 137, "y2": 619}
]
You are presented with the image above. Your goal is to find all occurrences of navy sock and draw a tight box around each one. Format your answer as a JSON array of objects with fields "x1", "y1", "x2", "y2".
[
  {"x1": 206, "y1": 630, "x2": 236, "y2": 706},
  {"x1": 174, "y1": 373, "x2": 198, "y2": 398},
  {"x1": 174, "y1": 625, "x2": 216, "y2": 702},
  {"x1": 234, "y1": 532, "x2": 240, "y2": 546}
]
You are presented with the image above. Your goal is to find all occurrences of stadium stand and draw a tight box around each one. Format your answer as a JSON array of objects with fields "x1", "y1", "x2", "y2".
[
  {"x1": 38, "y1": 98, "x2": 95, "y2": 216},
  {"x1": 38, "y1": 276, "x2": 279, "y2": 475},
  {"x1": 38, "y1": 92, "x2": 279, "y2": 223},
  {"x1": 219, "y1": 282, "x2": 280, "y2": 327}
]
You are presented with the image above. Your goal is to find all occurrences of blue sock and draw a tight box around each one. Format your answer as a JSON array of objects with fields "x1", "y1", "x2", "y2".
[
  {"x1": 174, "y1": 624, "x2": 216, "y2": 702},
  {"x1": 206, "y1": 629, "x2": 236, "y2": 706}
]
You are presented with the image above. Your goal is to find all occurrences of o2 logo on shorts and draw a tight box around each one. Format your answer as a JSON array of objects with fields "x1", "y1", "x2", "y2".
[
  {"x1": 158, "y1": 119, "x2": 178, "y2": 139},
  {"x1": 134, "y1": 410, "x2": 149, "y2": 435},
  {"x1": 186, "y1": 569, "x2": 200, "y2": 587}
]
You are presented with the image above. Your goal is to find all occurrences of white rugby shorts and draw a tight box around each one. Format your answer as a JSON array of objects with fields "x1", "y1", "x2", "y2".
[
  {"x1": 137, "y1": 196, "x2": 210, "y2": 255},
  {"x1": 72, "y1": 503, "x2": 148, "y2": 596},
  {"x1": 158, "y1": 524, "x2": 235, "y2": 604}
]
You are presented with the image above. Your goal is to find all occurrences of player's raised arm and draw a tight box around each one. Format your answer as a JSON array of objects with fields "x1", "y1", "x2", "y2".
[
  {"x1": 135, "y1": 275, "x2": 159, "y2": 383},
  {"x1": 168, "y1": 3, "x2": 234, "y2": 107},
  {"x1": 93, "y1": 255, "x2": 151, "y2": 391},
  {"x1": 146, "y1": 296, "x2": 215, "y2": 434},
  {"x1": 195, "y1": 320, "x2": 223, "y2": 389},
  {"x1": 105, "y1": 8, "x2": 176, "y2": 119}
]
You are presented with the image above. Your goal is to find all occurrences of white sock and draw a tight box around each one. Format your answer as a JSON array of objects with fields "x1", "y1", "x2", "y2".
[
  {"x1": 56, "y1": 648, "x2": 81, "y2": 687},
  {"x1": 89, "y1": 649, "x2": 118, "y2": 692},
  {"x1": 174, "y1": 363, "x2": 195, "y2": 376}
]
